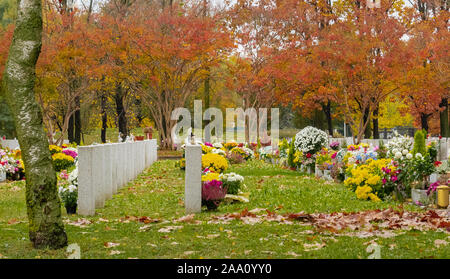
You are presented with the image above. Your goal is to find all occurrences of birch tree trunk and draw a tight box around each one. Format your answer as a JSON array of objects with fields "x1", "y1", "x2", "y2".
[{"x1": 2, "y1": 0, "x2": 67, "y2": 249}]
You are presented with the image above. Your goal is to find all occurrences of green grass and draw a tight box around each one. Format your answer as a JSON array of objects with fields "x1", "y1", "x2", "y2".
[{"x1": 0, "y1": 160, "x2": 449, "y2": 259}]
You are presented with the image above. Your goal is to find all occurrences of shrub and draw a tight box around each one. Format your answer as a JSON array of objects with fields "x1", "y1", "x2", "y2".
[{"x1": 412, "y1": 130, "x2": 426, "y2": 156}]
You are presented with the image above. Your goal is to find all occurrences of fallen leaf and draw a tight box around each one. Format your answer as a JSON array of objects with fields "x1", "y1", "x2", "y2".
[
  {"x1": 158, "y1": 226, "x2": 183, "y2": 233},
  {"x1": 174, "y1": 214, "x2": 195, "y2": 223},
  {"x1": 104, "y1": 242, "x2": 120, "y2": 248},
  {"x1": 434, "y1": 239, "x2": 448, "y2": 248},
  {"x1": 303, "y1": 242, "x2": 326, "y2": 251},
  {"x1": 109, "y1": 250, "x2": 121, "y2": 255}
]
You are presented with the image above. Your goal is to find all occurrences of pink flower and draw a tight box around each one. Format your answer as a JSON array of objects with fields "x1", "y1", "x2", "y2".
[
  {"x1": 382, "y1": 178, "x2": 387, "y2": 184},
  {"x1": 331, "y1": 152, "x2": 337, "y2": 159},
  {"x1": 391, "y1": 176, "x2": 398, "y2": 182}
]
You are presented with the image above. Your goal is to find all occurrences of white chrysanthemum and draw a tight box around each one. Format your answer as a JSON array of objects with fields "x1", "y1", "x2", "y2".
[
  {"x1": 415, "y1": 153, "x2": 423, "y2": 159},
  {"x1": 402, "y1": 149, "x2": 408, "y2": 155},
  {"x1": 406, "y1": 153, "x2": 413, "y2": 160},
  {"x1": 395, "y1": 152, "x2": 403, "y2": 159},
  {"x1": 294, "y1": 126, "x2": 328, "y2": 154},
  {"x1": 213, "y1": 142, "x2": 223, "y2": 149}
]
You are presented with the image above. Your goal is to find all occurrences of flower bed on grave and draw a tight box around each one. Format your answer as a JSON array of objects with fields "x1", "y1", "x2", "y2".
[
  {"x1": 1, "y1": 143, "x2": 79, "y2": 213},
  {"x1": 261, "y1": 128, "x2": 448, "y2": 207},
  {"x1": 177, "y1": 141, "x2": 250, "y2": 210}
]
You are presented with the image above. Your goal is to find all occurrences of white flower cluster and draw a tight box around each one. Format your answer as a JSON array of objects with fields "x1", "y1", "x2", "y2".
[
  {"x1": 294, "y1": 126, "x2": 328, "y2": 154},
  {"x1": 242, "y1": 147, "x2": 255, "y2": 158},
  {"x1": 386, "y1": 132, "x2": 412, "y2": 157},
  {"x1": 213, "y1": 142, "x2": 223, "y2": 149},
  {"x1": 390, "y1": 148, "x2": 413, "y2": 160},
  {"x1": 220, "y1": 172, "x2": 244, "y2": 183},
  {"x1": 212, "y1": 148, "x2": 226, "y2": 156},
  {"x1": 59, "y1": 166, "x2": 78, "y2": 194}
]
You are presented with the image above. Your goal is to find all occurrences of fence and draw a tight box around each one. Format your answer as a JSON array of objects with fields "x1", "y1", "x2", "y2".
[{"x1": 77, "y1": 139, "x2": 157, "y2": 216}]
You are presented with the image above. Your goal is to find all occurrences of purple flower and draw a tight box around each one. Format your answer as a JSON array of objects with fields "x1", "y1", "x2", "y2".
[{"x1": 62, "y1": 149, "x2": 78, "y2": 159}]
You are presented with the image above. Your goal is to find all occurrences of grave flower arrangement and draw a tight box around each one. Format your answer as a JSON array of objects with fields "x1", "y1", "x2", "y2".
[
  {"x1": 224, "y1": 142, "x2": 238, "y2": 151},
  {"x1": 201, "y1": 169, "x2": 227, "y2": 210},
  {"x1": 386, "y1": 132, "x2": 412, "y2": 157},
  {"x1": 315, "y1": 148, "x2": 332, "y2": 170},
  {"x1": 202, "y1": 153, "x2": 229, "y2": 173},
  {"x1": 0, "y1": 148, "x2": 24, "y2": 180},
  {"x1": 220, "y1": 172, "x2": 244, "y2": 195},
  {"x1": 294, "y1": 126, "x2": 328, "y2": 155},
  {"x1": 52, "y1": 152, "x2": 75, "y2": 172},
  {"x1": 58, "y1": 166, "x2": 78, "y2": 214},
  {"x1": 329, "y1": 141, "x2": 340, "y2": 151},
  {"x1": 344, "y1": 158, "x2": 390, "y2": 202}
]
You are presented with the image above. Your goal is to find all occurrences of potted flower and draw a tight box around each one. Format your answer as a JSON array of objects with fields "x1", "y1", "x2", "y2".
[
  {"x1": 58, "y1": 167, "x2": 78, "y2": 214},
  {"x1": 202, "y1": 179, "x2": 227, "y2": 210},
  {"x1": 143, "y1": 126, "x2": 153, "y2": 139},
  {"x1": 135, "y1": 135, "x2": 145, "y2": 141},
  {"x1": 220, "y1": 172, "x2": 244, "y2": 195},
  {"x1": 436, "y1": 160, "x2": 450, "y2": 183},
  {"x1": 411, "y1": 153, "x2": 436, "y2": 204}
]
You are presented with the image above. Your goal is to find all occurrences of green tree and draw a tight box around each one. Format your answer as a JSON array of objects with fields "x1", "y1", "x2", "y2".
[
  {"x1": 412, "y1": 130, "x2": 426, "y2": 156},
  {"x1": 2, "y1": 0, "x2": 67, "y2": 248}
]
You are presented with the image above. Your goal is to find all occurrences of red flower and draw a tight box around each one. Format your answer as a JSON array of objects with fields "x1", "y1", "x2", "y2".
[
  {"x1": 439, "y1": 135, "x2": 442, "y2": 140},
  {"x1": 331, "y1": 152, "x2": 337, "y2": 159},
  {"x1": 434, "y1": 161, "x2": 442, "y2": 167},
  {"x1": 306, "y1": 153, "x2": 312, "y2": 158}
]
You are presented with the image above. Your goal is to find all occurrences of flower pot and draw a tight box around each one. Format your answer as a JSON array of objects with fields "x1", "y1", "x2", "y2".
[
  {"x1": 323, "y1": 170, "x2": 331, "y2": 180},
  {"x1": 135, "y1": 136, "x2": 145, "y2": 141},
  {"x1": 315, "y1": 166, "x2": 323, "y2": 177},
  {"x1": 203, "y1": 200, "x2": 220, "y2": 211},
  {"x1": 411, "y1": 189, "x2": 434, "y2": 206},
  {"x1": 0, "y1": 171, "x2": 5, "y2": 182},
  {"x1": 65, "y1": 204, "x2": 77, "y2": 214}
]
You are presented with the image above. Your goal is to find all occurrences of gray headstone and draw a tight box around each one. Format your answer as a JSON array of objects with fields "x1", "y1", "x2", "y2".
[
  {"x1": 185, "y1": 144, "x2": 202, "y2": 213},
  {"x1": 77, "y1": 146, "x2": 95, "y2": 216},
  {"x1": 92, "y1": 144, "x2": 105, "y2": 208}
]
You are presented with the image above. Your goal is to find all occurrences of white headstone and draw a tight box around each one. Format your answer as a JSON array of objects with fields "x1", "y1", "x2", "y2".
[
  {"x1": 77, "y1": 146, "x2": 95, "y2": 216},
  {"x1": 185, "y1": 143, "x2": 202, "y2": 213},
  {"x1": 110, "y1": 143, "x2": 118, "y2": 194},
  {"x1": 92, "y1": 144, "x2": 105, "y2": 208},
  {"x1": 104, "y1": 144, "x2": 113, "y2": 200}
]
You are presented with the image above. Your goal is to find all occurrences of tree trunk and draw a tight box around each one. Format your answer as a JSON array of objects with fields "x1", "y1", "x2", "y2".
[
  {"x1": 373, "y1": 106, "x2": 379, "y2": 139},
  {"x1": 323, "y1": 101, "x2": 333, "y2": 136},
  {"x1": 440, "y1": 98, "x2": 449, "y2": 137},
  {"x1": 101, "y1": 93, "x2": 107, "y2": 143},
  {"x1": 115, "y1": 84, "x2": 128, "y2": 141},
  {"x1": 363, "y1": 108, "x2": 371, "y2": 139},
  {"x1": 74, "y1": 96, "x2": 81, "y2": 145},
  {"x1": 67, "y1": 114, "x2": 74, "y2": 143},
  {"x1": 2, "y1": 0, "x2": 67, "y2": 249},
  {"x1": 421, "y1": 113, "x2": 429, "y2": 132}
]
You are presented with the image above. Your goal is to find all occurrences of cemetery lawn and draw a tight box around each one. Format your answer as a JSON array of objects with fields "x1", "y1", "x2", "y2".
[{"x1": 0, "y1": 160, "x2": 449, "y2": 259}]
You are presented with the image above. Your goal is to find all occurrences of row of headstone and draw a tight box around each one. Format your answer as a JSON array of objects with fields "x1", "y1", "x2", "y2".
[
  {"x1": 329, "y1": 137, "x2": 449, "y2": 161},
  {"x1": 0, "y1": 139, "x2": 20, "y2": 150},
  {"x1": 0, "y1": 138, "x2": 70, "y2": 150},
  {"x1": 77, "y1": 139, "x2": 158, "y2": 216}
]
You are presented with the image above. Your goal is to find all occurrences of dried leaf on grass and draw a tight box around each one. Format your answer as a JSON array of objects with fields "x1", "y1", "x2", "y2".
[{"x1": 209, "y1": 208, "x2": 450, "y2": 237}]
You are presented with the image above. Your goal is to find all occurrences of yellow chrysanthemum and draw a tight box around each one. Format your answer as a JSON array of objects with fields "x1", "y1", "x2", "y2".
[{"x1": 202, "y1": 153, "x2": 228, "y2": 173}]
